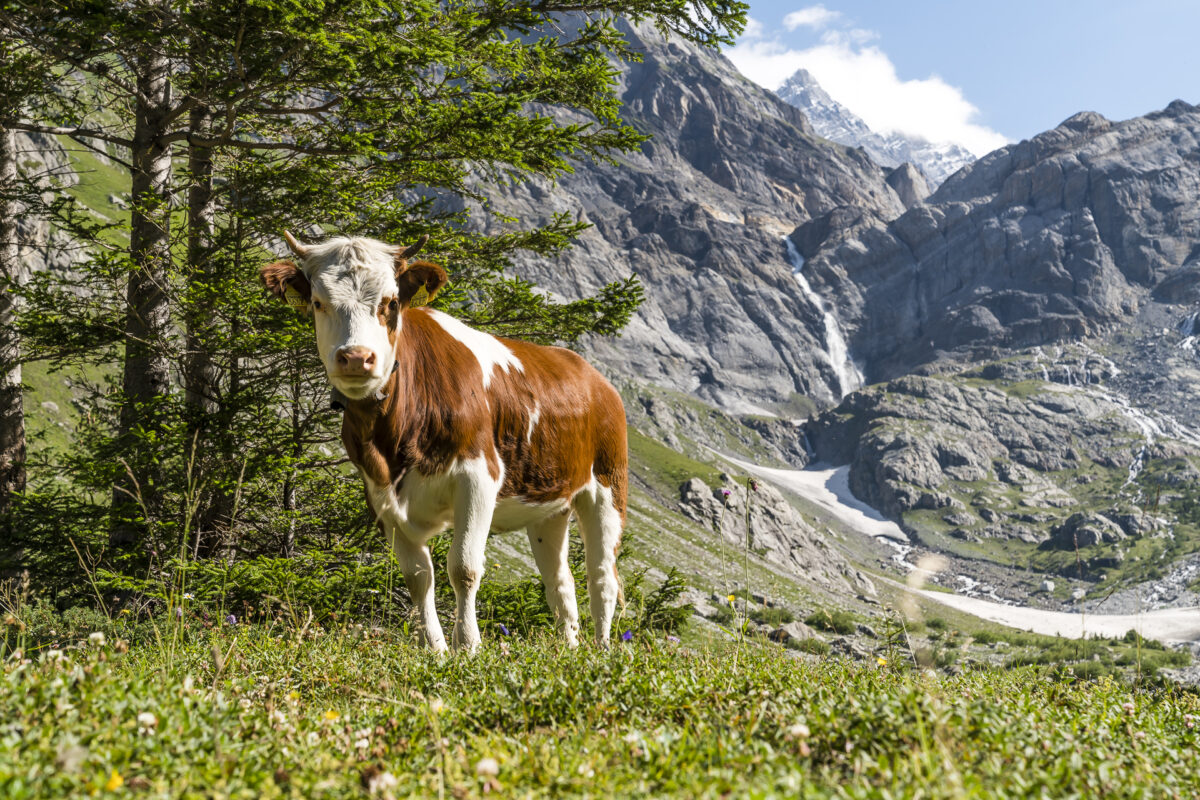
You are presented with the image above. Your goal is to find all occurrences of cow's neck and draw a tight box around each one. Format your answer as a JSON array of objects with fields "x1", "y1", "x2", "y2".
[{"x1": 339, "y1": 319, "x2": 423, "y2": 485}]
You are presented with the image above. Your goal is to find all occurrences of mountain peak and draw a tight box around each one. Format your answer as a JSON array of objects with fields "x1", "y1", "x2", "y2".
[{"x1": 774, "y1": 67, "x2": 977, "y2": 188}]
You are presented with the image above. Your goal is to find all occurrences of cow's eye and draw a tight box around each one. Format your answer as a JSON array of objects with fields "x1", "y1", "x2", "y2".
[{"x1": 312, "y1": 299, "x2": 323, "y2": 311}]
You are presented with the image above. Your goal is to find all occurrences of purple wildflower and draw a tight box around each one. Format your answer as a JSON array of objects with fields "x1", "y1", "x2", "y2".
[
  {"x1": 497, "y1": 623, "x2": 510, "y2": 636},
  {"x1": 621, "y1": 630, "x2": 633, "y2": 642},
  {"x1": 666, "y1": 635, "x2": 680, "y2": 643},
  {"x1": 174, "y1": 607, "x2": 183, "y2": 620},
  {"x1": 720, "y1": 488, "x2": 731, "y2": 498},
  {"x1": 225, "y1": 614, "x2": 237, "y2": 625}
]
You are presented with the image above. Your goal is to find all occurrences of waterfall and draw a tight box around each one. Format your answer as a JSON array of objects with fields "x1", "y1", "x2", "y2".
[{"x1": 784, "y1": 237, "x2": 863, "y2": 398}]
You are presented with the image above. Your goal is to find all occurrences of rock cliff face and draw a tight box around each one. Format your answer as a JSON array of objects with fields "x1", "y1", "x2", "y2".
[
  {"x1": 14, "y1": 132, "x2": 80, "y2": 275},
  {"x1": 805, "y1": 363, "x2": 1199, "y2": 562},
  {"x1": 677, "y1": 475, "x2": 875, "y2": 595},
  {"x1": 799, "y1": 101, "x2": 1200, "y2": 384},
  {"x1": 775, "y1": 69, "x2": 976, "y2": 188},
  {"x1": 485, "y1": 19, "x2": 906, "y2": 411}
]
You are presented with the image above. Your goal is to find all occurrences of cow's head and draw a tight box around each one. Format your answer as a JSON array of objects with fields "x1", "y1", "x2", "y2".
[{"x1": 260, "y1": 232, "x2": 448, "y2": 400}]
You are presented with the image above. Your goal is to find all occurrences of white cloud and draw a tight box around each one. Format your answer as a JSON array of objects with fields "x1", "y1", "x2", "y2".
[
  {"x1": 783, "y1": 5, "x2": 841, "y2": 31},
  {"x1": 741, "y1": 16, "x2": 764, "y2": 40},
  {"x1": 728, "y1": 26, "x2": 1009, "y2": 157}
]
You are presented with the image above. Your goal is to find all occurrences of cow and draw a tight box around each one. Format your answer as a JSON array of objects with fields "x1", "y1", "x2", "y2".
[{"x1": 259, "y1": 232, "x2": 627, "y2": 652}]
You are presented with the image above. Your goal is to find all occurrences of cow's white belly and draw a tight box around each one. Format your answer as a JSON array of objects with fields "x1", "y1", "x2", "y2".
[
  {"x1": 363, "y1": 464, "x2": 570, "y2": 542},
  {"x1": 490, "y1": 496, "x2": 570, "y2": 532}
]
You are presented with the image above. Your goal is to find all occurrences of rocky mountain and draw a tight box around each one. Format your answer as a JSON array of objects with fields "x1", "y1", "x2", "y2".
[
  {"x1": 13, "y1": 132, "x2": 81, "y2": 275},
  {"x1": 482, "y1": 18, "x2": 908, "y2": 411},
  {"x1": 797, "y1": 100, "x2": 1200, "y2": 390},
  {"x1": 775, "y1": 69, "x2": 977, "y2": 189},
  {"x1": 803, "y1": 350, "x2": 1200, "y2": 606}
]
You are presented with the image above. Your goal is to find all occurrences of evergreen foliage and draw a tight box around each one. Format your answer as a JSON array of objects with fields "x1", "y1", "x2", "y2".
[{"x1": 0, "y1": 2, "x2": 746, "y2": 628}]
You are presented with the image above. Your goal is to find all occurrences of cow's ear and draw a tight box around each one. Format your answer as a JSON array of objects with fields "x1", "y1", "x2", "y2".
[
  {"x1": 396, "y1": 260, "x2": 448, "y2": 308},
  {"x1": 260, "y1": 260, "x2": 312, "y2": 311}
]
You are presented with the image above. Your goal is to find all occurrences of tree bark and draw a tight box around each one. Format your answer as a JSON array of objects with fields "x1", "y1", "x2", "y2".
[
  {"x1": 110, "y1": 43, "x2": 175, "y2": 547},
  {"x1": 183, "y1": 104, "x2": 229, "y2": 554},
  {"x1": 0, "y1": 125, "x2": 26, "y2": 524}
]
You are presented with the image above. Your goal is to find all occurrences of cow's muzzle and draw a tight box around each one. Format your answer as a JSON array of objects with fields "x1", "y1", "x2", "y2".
[{"x1": 335, "y1": 346, "x2": 376, "y2": 376}]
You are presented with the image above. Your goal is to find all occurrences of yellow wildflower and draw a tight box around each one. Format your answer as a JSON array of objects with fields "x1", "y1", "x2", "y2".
[
  {"x1": 876, "y1": 657, "x2": 887, "y2": 667},
  {"x1": 105, "y1": 769, "x2": 124, "y2": 791},
  {"x1": 323, "y1": 709, "x2": 339, "y2": 721},
  {"x1": 727, "y1": 594, "x2": 736, "y2": 605}
]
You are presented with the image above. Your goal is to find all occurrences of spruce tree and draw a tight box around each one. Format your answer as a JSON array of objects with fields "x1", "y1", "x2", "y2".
[{"x1": 0, "y1": 0, "x2": 747, "y2": 566}]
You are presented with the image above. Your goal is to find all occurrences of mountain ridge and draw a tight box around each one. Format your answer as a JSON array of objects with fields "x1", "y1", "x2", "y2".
[{"x1": 775, "y1": 68, "x2": 977, "y2": 189}]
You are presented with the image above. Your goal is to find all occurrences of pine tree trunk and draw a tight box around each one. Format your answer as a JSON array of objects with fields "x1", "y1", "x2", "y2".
[
  {"x1": 0, "y1": 125, "x2": 26, "y2": 524},
  {"x1": 110, "y1": 46, "x2": 175, "y2": 547},
  {"x1": 184, "y1": 105, "x2": 228, "y2": 555}
]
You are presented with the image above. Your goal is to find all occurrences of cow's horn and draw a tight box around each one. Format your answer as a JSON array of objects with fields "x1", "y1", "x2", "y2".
[
  {"x1": 398, "y1": 234, "x2": 429, "y2": 260},
  {"x1": 283, "y1": 230, "x2": 310, "y2": 258}
]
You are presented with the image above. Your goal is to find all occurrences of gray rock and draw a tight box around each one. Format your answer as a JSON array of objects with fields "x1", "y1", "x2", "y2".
[
  {"x1": 831, "y1": 637, "x2": 870, "y2": 660},
  {"x1": 1048, "y1": 513, "x2": 1127, "y2": 549},
  {"x1": 886, "y1": 163, "x2": 931, "y2": 209},
  {"x1": 804, "y1": 100, "x2": 1200, "y2": 384},
  {"x1": 475, "y1": 18, "x2": 906, "y2": 412},
  {"x1": 768, "y1": 621, "x2": 822, "y2": 644},
  {"x1": 677, "y1": 476, "x2": 865, "y2": 593},
  {"x1": 804, "y1": 371, "x2": 1197, "y2": 534}
]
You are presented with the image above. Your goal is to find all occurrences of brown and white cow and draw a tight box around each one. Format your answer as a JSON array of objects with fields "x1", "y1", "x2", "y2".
[{"x1": 260, "y1": 233, "x2": 627, "y2": 651}]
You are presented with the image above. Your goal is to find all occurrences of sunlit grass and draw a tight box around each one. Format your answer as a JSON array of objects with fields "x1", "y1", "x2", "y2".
[{"x1": 3, "y1": 618, "x2": 1198, "y2": 798}]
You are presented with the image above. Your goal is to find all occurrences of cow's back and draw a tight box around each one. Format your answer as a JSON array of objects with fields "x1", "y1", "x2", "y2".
[{"x1": 490, "y1": 338, "x2": 627, "y2": 518}]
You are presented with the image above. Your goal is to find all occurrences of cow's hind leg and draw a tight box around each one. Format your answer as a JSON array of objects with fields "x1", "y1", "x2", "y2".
[
  {"x1": 526, "y1": 512, "x2": 580, "y2": 646},
  {"x1": 573, "y1": 481, "x2": 623, "y2": 647},
  {"x1": 391, "y1": 535, "x2": 448, "y2": 653}
]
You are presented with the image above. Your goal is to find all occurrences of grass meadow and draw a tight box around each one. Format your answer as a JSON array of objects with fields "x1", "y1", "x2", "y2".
[{"x1": 3, "y1": 607, "x2": 1199, "y2": 799}]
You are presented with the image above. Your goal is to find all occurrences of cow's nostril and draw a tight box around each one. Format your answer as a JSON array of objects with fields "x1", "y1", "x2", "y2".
[{"x1": 336, "y1": 347, "x2": 375, "y2": 373}]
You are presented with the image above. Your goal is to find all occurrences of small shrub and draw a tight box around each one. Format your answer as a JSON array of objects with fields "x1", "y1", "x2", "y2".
[
  {"x1": 750, "y1": 607, "x2": 794, "y2": 625},
  {"x1": 788, "y1": 637, "x2": 830, "y2": 656},
  {"x1": 926, "y1": 617, "x2": 949, "y2": 631},
  {"x1": 804, "y1": 609, "x2": 856, "y2": 635}
]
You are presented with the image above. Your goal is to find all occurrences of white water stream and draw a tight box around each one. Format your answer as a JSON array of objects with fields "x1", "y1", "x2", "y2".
[
  {"x1": 718, "y1": 455, "x2": 1200, "y2": 643},
  {"x1": 784, "y1": 238, "x2": 862, "y2": 398}
]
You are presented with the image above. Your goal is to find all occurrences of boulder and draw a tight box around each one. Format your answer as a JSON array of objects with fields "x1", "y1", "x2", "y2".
[{"x1": 768, "y1": 621, "x2": 822, "y2": 645}]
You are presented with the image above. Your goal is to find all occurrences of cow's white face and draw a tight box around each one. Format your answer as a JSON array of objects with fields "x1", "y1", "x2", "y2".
[
  {"x1": 259, "y1": 234, "x2": 447, "y2": 402},
  {"x1": 304, "y1": 239, "x2": 400, "y2": 400}
]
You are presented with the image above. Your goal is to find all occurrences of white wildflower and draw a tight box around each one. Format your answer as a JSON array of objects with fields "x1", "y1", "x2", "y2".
[
  {"x1": 88, "y1": 632, "x2": 106, "y2": 647},
  {"x1": 475, "y1": 757, "x2": 500, "y2": 777},
  {"x1": 367, "y1": 771, "x2": 398, "y2": 795},
  {"x1": 786, "y1": 723, "x2": 810, "y2": 740}
]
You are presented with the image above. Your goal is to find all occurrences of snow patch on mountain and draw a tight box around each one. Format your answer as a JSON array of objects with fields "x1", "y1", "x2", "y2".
[{"x1": 776, "y1": 69, "x2": 977, "y2": 188}]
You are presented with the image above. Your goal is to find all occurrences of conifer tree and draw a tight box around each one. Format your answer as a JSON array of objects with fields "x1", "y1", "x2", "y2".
[{"x1": 0, "y1": 0, "x2": 747, "y2": 561}]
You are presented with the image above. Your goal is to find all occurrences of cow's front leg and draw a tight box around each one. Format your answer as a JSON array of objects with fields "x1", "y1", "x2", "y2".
[
  {"x1": 449, "y1": 463, "x2": 498, "y2": 651},
  {"x1": 392, "y1": 535, "x2": 448, "y2": 653}
]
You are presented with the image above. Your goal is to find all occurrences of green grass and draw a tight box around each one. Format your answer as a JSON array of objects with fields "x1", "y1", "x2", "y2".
[
  {"x1": 61, "y1": 142, "x2": 130, "y2": 224},
  {"x1": 627, "y1": 428, "x2": 724, "y2": 497},
  {"x1": 4, "y1": 619, "x2": 1200, "y2": 798}
]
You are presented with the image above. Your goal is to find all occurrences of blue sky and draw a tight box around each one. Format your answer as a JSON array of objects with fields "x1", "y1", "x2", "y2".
[{"x1": 725, "y1": 1, "x2": 1200, "y2": 155}]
